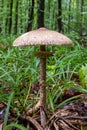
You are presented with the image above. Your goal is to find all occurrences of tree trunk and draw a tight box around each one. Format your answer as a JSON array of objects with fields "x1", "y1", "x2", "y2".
[
  {"x1": 37, "y1": 0, "x2": 45, "y2": 28},
  {"x1": 58, "y1": 0, "x2": 62, "y2": 32},
  {"x1": 68, "y1": 0, "x2": 71, "y2": 33},
  {"x1": 14, "y1": 0, "x2": 18, "y2": 34},
  {"x1": 8, "y1": 0, "x2": 13, "y2": 34},
  {"x1": 0, "y1": 0, "x2": 4, "y2": 33},
  {"x1": 80, "y1": 0, "x2": 84, "y2": 36},
  {"x1": 27, "y1": 0, "x2": 34, "y2": 31}
]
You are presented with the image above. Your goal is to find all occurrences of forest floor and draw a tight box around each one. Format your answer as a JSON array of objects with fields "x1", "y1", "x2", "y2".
[
  {"x1": 0, "y1": 41, "x2": 87, "y2": 129},
  {"x1": 0, "y1": 84, "x2": 87, "y2": 130}
]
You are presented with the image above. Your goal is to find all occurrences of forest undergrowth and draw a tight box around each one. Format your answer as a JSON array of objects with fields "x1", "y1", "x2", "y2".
[{"x1": 0, "y1": 33, "x2": 87, "y2": 129}]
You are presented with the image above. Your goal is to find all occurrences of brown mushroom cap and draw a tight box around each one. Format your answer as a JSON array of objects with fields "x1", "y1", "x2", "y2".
[{"x1": 13, "y1": 27, "x2": 73, "y2": 46}]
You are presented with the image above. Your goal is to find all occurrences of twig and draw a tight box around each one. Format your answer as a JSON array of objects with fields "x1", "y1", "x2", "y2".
[
  {"x1": 53, "y1": 122, "x2": 59, "y2": 130},
  {"x1": 64, "y1": 116, "x2": 87, "y2": 120},
  {"x1": 27, "y1": 100, "x2": 41, "y2": 115},
  {"x1": 60, "y1": 117, "x2": 80, "y2": 130},
  {"x1": 26, "y1": 116, "x2": 43, "y2": 130}
]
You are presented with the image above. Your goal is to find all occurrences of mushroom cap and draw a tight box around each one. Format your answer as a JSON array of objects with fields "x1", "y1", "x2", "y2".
[{"x1": 13, "y1": 27, "x2": 73, "y2": 46}]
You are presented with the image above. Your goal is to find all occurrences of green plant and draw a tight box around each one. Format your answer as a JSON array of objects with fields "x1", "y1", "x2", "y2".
[
  {"x1": 3, "y1": 123, "x2": 27, "y2": 130},
  {"x1": 3, "y1": 92, "x2": 14, "y2": 128},
  {"x1": 79, "y1": 64, "x2": 87, "y2": 88},
  {"x1": 81, "y1": 126, "x2": 87, "y2": 130}
]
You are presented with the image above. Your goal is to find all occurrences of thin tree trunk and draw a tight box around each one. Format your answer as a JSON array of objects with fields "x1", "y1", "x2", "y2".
[
  {"x1": 68, "y1": 0, "x2": 71, "y2": 33},
  {"x1": 58, "y1": 0, "x2": 62, "y2": 32},
  {"x1": 27, "y1": 0, "x2": 34, "y2": 31},
  {"x1": 37, "y1": 0, "x2": 45, "y2": 28},
  {"x1": 80, "y1": 0, "x2": 84, "y2": 36},
  {"x1": 14, "y1": 0, "x2": 18, "y2": 34},
  {"x1": 5, "y1": 3, "x2": 9, "y2": 35},
  {"x1": 0, "y1": 0, "x2": 4, "y2": 33},
  {"x1": 8, "y1": 0, "x2": 13, "y2": 34}
]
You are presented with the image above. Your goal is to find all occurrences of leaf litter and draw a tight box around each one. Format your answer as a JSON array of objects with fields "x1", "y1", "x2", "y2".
[{"x1": 0, "y1": 83, "x2": 87, "y2": 130}]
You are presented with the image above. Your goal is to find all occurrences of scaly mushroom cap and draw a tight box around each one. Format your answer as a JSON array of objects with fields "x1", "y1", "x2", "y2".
[{"x1": 13, "y1": 27, "x2": 73, "y2": 46}]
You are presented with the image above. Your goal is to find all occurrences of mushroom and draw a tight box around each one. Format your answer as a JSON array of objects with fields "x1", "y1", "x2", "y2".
[{"x1": 13, "y1": 27, "x2": 73, "y2": 129}]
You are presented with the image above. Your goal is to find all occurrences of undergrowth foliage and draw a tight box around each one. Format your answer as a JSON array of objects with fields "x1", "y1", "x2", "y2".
[
  {"x1": 0, "y1": 34, "x2": 87, "y2": 128},
  {"x1": 0, "y1": 36, "x2": 87, "y2": 99},
  {"x1": 79, "y1": 64, "x2": 87, "y2": 88}
]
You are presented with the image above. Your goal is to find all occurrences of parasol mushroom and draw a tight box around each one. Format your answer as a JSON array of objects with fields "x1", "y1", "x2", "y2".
[{"x1": 13, "y1": 27, "x2": 73, "y2": 129}]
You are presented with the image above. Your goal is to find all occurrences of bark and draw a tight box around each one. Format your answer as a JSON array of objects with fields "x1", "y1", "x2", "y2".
[
  {"x1": 8, "y1": 0, "x2": 13, "y2": 34},
  {"x1": 0, "y1": 0, "x2": 4, "y2": 33},
  {"x1": 27, "y1": 0, "x2": 34, "y2": 31},
  {"x1": 58, "y1": 0, "x2": 62, "y2": 32},
  {"x1": 37, "y1": 0, "x2": 45, "y2": 28},
  {"x1": 14, "y1": 0, "x2": 18, "y2": 34},
  {"x1": 68, "y1": 0, "x2": 71, "y2": 32},
  {"x1": 80, "y1": 0, "x2": 84, "y2": 36}
]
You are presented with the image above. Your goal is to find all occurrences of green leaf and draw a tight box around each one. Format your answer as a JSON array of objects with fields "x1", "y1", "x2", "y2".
[
  {"x1": 57, "y1": 95, "x2": 80, "y2": 108},
  {"x1": 3, "y1": 123, "x2": 28, "y2": 130},
  {"x1": 48, "y1": 94, "x2": 54, "y2": 111},
  {"x1": 79, "y1": 64, "x2": 87, "y2": 88},
  {"x1": 81, "y1": 126, "x2": 87, "y2": 130},
  {"x1": 3, "y1": 92, "x2": 14, "y2": 128}
]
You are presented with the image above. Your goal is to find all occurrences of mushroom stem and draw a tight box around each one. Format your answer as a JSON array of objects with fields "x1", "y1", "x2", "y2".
[{"x1": 39, "y1": 45, "x2": 47, "y2": 129}]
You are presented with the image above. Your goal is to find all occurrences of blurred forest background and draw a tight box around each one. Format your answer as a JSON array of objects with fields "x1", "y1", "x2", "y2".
[{"x1": 0, "y1": 0, "x2": 87, "y2": 37}]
